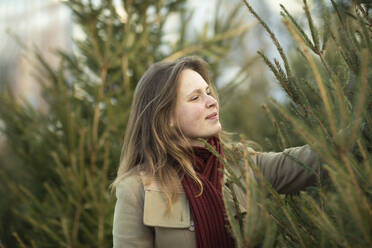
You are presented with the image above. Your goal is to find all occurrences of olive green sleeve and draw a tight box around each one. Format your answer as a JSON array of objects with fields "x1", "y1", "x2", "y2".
[
  {"x1": 113, "y1": 174, "x2": 154, "y2": 248},
  {"x1": 254, "y1": 145, "x2": 321, "y2": 194}
]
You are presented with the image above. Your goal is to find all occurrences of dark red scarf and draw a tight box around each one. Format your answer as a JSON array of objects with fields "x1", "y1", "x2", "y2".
[{"x1": 181, "y1": 137, "x2": 235, "y2": 248}]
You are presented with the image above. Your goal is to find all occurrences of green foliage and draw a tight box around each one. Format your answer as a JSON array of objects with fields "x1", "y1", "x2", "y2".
[
  {"x1": 0, "y1": 0, "x2": 253, "y2": 247},
  {"x1": 222, "y1": 0, "x2": 372, "y2": 247}
]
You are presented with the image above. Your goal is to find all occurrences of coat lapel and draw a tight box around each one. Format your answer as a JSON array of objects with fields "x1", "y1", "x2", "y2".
[{"x1": 140, "y1": 172, "x2": 191, "y2": 228}]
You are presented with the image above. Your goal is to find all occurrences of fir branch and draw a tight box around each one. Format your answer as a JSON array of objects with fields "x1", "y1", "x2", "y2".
[
  {"x1": 280, "y1": 4, "x2": 315, "y2": 51},
  {"x1": 330, "y1": 0, "x2": 346, "y2": 27},
  {"x1": 356, "y1": 139, "x2": 367, "y2": 162},
  {"x1": 301, "y1": 194, "x2": 352, "y2": 247},
  {"x1": 250, "y1": 161, "x2": 307, "y2": 247},
  {"x1": 316, "y1": 52, "x2": 350, "y2": 141},
  {"x1": 303, "y1": 0, "x2": 320, "y2": 52},
  {"x1": 329, "y1": 30, "x2": 357, "y2": 74},
  {"x1": 243, "y1": 0, "x2": 293, "y2": 79},
  {"x1": 274, "y1": 59, "x2": 300, "y2": 104},
  {"x1": 12, "y1": 232, "x2": 27, "y2": 248},
  {"x1": 72, "y1": 203, "x2": 82, "y2": 246},
  {"x1": 257, "y1": 51, "x2": 296, "y2": 103},
  {"x1": 341, "y1": 14, "x2": 362, "y2": 73},
  {"x1": 35, "y1": 52, "x2": 58, "y2": 84},
  {"x1": 269, "y1": 98, "x2": 332, "y2": 158},
  {"x1": 345, "y1": 15, "x2": 363, "y2": 52},
  {"x1": 320, "y1": 0, "x2": 331, "y2": 52},
  {"x1": 355, "y1": 3, "x2": 372, "y2": 54},
  {"x1": 347, "y1": 49, "x2": 369, "y2": 150},
  {"x1": 103, "y1": 0, "x2": 114, "y2": 63},
  {"x1": 295, "y1": 79, "x2": 313, "y2": 113},
  {"x1": 257, "y1": 51, "x2": 280, "y2": 80},
  {"x1": 284, "y1": 18, "x2": 338, "y2": 138},
  {"x1": 225, "y1": 181, "x2": 245, "y2": 233},
  {"x1": 223, "y1": 185, "x2": 245, "y2": 246},
  {"x1": 162, "y1": 23, "x2": 255, "y2": 62},
  {"x1": 263, "y1": 104, "x2": 287, "y2": 150},
  {"x1": 299, "y1": 77, "x2": 322, "y2": 105},
  {"x1": 88, "y1": 19, "x2": 104, "y2": 67},
  {"x1": 340, "y1": 155, "x2": 372, "y2": 245},
  {"x1": 220, "y1": 1, "x2": 242, "y2": 32},
  {"x1": 162, "y1": 45, "x2": 202, "y2": 62}
]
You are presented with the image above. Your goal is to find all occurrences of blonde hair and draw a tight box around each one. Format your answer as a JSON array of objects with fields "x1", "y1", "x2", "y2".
[{"x1": 112, "y1": 56, "x2": 221, "y2": 211}]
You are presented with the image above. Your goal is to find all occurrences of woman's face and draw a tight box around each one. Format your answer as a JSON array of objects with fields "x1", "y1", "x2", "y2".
[{"x1": 173, "y1": 69, "x2": 221, "y2": 143}]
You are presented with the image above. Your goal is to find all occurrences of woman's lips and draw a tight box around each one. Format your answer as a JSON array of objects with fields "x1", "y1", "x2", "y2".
[{"x1": 206, "y1": 112, "x2": 218, "y2": 120}]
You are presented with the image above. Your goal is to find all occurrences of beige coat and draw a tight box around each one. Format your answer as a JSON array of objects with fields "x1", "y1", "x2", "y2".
[{"x1": 113, "y1": 145, "x2": 321, "y2": 248}]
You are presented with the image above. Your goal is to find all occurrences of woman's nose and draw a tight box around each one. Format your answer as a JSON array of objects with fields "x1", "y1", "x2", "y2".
[{"x1": 206, "y1": 95, "x2": 217, "y2": 108}]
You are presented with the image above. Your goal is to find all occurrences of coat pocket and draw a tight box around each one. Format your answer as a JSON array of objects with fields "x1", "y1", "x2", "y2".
[{"x1": 143, "y1": 190, "x2": 190, "y2": 228}]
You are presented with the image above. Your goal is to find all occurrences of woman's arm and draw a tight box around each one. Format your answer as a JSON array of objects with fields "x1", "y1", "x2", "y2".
[
  {"x1": 113, "y1": 174, "x2": 154, "y2": 248},
  {"x1": 254, "y1": 145, "x2": 322, "y2": 194}
]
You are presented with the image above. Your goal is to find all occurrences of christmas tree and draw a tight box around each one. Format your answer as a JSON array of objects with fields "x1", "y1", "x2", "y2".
[{"x1": 222, "y1": 0, "x2": 372, "y2": 247}]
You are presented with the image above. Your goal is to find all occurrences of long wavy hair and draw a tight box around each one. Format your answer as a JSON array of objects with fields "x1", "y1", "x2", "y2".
[{"x1": 112, "y1": 56, "x2": 221, "y2": 211}]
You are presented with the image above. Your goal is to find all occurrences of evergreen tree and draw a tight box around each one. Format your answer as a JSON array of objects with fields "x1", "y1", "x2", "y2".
[
  {"x1": 0, "y1": 0, "x2": 253, "y2": 247},
  {"x1": 223, "y1": 0, "x2": 372, "y2": 247}
]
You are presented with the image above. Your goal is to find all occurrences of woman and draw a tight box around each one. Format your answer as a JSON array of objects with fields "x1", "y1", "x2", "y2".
[{"x1": 112, "y1": 56, "x2": 321, "y2": 248}]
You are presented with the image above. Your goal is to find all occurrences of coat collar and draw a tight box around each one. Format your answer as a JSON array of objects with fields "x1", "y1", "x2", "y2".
[
  {"x1": 139, "y1": 169, "x2": 247, "y2": 215},
  {"x1": 140, "y1": 171, "x2": 185, "y2": 193}
]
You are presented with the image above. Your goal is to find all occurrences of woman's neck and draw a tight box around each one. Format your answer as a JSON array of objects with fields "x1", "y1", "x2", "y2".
[
  {"x1": 190, "y1": 138, "x2": 210, "y2": 147},
  {"x1": 190, "y1": 139, "x2": 203, "y2": 147}
]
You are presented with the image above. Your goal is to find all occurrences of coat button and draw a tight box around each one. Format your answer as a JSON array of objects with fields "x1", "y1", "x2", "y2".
[{"x1": 189, "y1": 220, "x2": 195, "y2": 232}]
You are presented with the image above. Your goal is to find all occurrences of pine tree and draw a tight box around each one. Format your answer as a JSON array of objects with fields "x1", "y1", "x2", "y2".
[
  {"x1": 223, "y1": 0, "x2": 372, "y2": 247},
  {"x1": 0, "y1": 0, "x2": 253, "y2": 247}
]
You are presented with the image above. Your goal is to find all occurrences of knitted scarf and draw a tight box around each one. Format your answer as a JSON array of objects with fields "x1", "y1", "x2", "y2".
[{"x1": 181, "y1": 137, "x2": 235, "y2": 248}]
